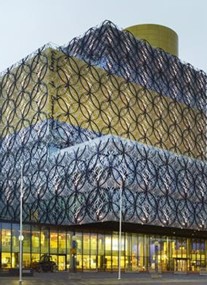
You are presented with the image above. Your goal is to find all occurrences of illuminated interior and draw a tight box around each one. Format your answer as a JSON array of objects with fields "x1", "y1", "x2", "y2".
[{"x1": 0, "y1": 222, "x2": 206, "y2": 272}]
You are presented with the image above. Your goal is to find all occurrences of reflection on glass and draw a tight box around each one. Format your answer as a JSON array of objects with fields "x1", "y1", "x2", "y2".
[
  {"x1": 2, "y1": 223, "x2": 11, "y2": 252},
  {"x1": 50, "y1": 231, "x2": 57, "y2": 253},
  {"x1": 41, "y1": 227, "x2": 49, "y2": 253},
  {"x1": 2, "y1": 252, "x2": 12, "y2": 268},
  {"x1": 32, "y1": 226, "x2": 40, "y2": 252},
  {"x1": 23, "y1": 225, "x2": 31, "y2": 252},
  {"x1": 58, "y1": 231, "x2": 66, "y2": 254},
  {"x1": 12, "y1": 224, "x2": 19, "y2": 253}
]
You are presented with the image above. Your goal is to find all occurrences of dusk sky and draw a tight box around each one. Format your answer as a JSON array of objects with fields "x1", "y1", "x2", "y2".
[{"x1": 0, "y1": 0, "x2": 206, "y2": 73}]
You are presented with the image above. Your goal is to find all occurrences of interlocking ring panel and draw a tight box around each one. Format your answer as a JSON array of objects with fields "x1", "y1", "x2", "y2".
[{"x1": 0, "y1": 133, "x2": 207, "y2": 230}]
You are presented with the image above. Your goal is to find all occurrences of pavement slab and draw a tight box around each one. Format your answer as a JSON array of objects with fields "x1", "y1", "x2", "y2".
[{"x1": 1, "y1": 272, "x2": 207, "y2": 285}]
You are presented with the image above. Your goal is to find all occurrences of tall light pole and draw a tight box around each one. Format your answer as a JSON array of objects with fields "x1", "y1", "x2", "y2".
[
  {"x1": 118, "y1": 180, "x2": 123, "y2": 280},
  {"x1": 19, "y1": 165, "x2": 24, "y2": 285}
]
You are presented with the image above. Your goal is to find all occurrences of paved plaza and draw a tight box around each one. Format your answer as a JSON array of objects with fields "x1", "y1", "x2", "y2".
[{"x1": 1, "y1": 272, "x2": 207, "y2": 285}]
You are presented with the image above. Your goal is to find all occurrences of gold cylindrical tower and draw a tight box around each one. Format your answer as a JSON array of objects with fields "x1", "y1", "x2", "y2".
[{"x1": 125, "y1": 24, "x2": 178, "y2": 56}]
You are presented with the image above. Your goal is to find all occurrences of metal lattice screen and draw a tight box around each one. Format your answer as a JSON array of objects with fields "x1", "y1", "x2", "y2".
[{"x1": 0, "y1": 21, "x2": 207, "y2": 230}]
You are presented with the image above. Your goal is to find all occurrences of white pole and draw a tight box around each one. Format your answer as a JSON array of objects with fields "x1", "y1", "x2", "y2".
[
  {"x1": 19, "y1": 165, "x2": 23, "y2": 285},
  {"x1": 118, "y1": 181, "x2": 123, "y2": 280}
]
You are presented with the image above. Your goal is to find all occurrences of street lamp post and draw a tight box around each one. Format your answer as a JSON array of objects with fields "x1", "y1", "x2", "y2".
[
  {"x1": 154, "y1": 241, "x2": 159, "y2": 274},
  {"x1": 19, "y1": 165, "x2": 24, "y2": 285},
  {"x1": 118, "y1": 180, "x2": 123, "y2": 280}
]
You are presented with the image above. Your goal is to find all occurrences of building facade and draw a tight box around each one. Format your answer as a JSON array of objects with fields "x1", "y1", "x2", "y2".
[{"x1": 0, "y1": 21, "x2": 207, "y2": 272}]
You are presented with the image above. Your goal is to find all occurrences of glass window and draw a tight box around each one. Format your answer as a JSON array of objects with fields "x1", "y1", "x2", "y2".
[
  {"x1": 2, "y1": 252, "x2": 11, "y2": 268},
  {"x1": 12, "y1": 224, "x2": 19, "y2": 253},
  {"x1": 125, "y1": 232, "x2": 132, "y2": 271},
  {"x1": 83, "y1": 233, "x2": 90, "y2": 269},
  {"x1": 83, "y1": 233, "x2": 90, "y2": 255},
  {"x1": 97, "y1": 234, "x2": 105, "y2": 270},
  {"x1": 23, "y1": 253, "x2": 31, "y2": 268},
  {"x1": 138, "y1": 235, "x2": 145, "y2": 271},
  {"x1": 112, "y1": 233, "x2": 119, "y2": 256},
  {"x1": 105, "y1": 235, "x2": 112, "y2": 252},
  {"x1": 32, "y1": 226, "x2": 40, "y2": 253},
  {"x1": 91, "y1": 234, "x2": 97, "y2": 255},
  {"x1": 12, "y1": 253, "x2": 18, "y2": 268},
  {"x1": 98, "y1": 234, "x2": 104, "y2": 256},
  {"x1": 58, "y1": 231, "x2": 66, "y2": 254},
  {"x1": 41, "y1": 227, "x2": 49, "y2": 253},
  {"x1": 50, "y1": 230, "x2": 58, "y2": 253},
  {"x1": 131, "y1": 234, "x2": 139, "y2": 271},
  {"x1": 74, "y1": 233, "x2": 82, "y2": 270},
  {"x1": 112, "y1": 232, "x2": 125, "y2": 271},
  {"x1": 175, "y1": 238, "x2": 187, "y2": 258},
  {"x1": 66, "y1": 232, "x2": 71, "y2": 253},
  {"x1": 23, "y1": 225, "x2": 31, "y2": 252},
  {"x1": 191, "y1": 238, "x2": 206, "y2": 272},
  {"x1": 90, "y1": 234, "x2": 97, "y2": 270},
  {"x1": 31, "y1": 253, "x2": 40, "y2": 267},
  {"x1": 2, "y1": 223, "x2": 11, "y2": 252},
  {"x1": 105, "y1": 234, "x2": 112, "y2": 270},
  {"x1": 75, "y1": 233, "x2": 82, "y2": 255}
]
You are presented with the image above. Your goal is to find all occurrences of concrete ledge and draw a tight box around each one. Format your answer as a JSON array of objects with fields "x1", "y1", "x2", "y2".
[
  {"x1": 125, "y1": 269, "x2": 140, "y2": 273},
  {"x1": 149, "y1": 269, "x2": 162, "y2": 278},
  {"x1": 68, "y1": 272, "x2": 82, "y2": 280},
  {"x1": 151, "y1": 273, "x2": 162, "y2": 279},
  {"x1": 174, "y1": 271, "x2": 187, "y2": 275},
  {"x1": 0, "y1": 268, "x2": 33, "y2": 277},
  {"x1": 200, "y1": 269, "x2": 207, "y2": 275}
]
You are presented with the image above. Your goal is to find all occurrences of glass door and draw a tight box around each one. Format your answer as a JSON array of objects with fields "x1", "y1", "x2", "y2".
[{"x1": 174, "y1": 258, "x2": 188, "y2": 272}]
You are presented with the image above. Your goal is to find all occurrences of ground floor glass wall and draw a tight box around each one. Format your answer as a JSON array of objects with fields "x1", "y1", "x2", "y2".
[{"x1": 0, "y1": 222, "x2": 206, "y2": 272}]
